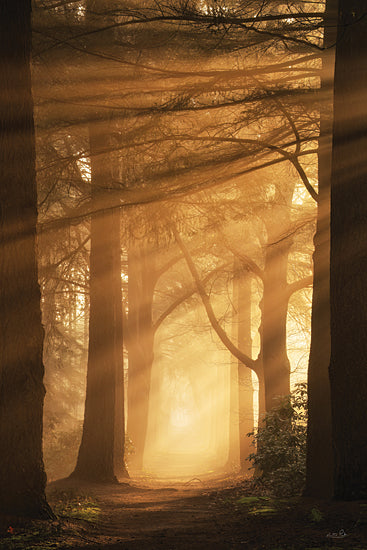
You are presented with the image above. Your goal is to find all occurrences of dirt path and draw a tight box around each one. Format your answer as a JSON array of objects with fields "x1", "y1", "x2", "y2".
[
  {"x1": 44, "y1": 477, "x2": 367, "y2": 549},
  {"x1": 1, "y1": 477, "x2": 367, "y2": 549},
  {"x1": 47, "y1": 477, "x2": 244, "y2": 549}
]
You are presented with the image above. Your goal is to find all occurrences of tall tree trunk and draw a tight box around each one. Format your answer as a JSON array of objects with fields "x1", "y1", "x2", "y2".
[
  {"x1": 305, "y1": 0, "x2": 336, "y2": 499},
  {"x1": 0, "y1": 1, "x2": 52, "y2": 518},
  {"x1": 329, "y1": 0, "x2": 367, "y2": 500},
  {"x1": 76, "y1": 0, "x2": 128, "y2": 481},
  {"x1": 126, "y1": 244, "x2": 155, "y2": 472},
  {"x1": 237, "y1": 274, "x2": 254, "y2": 473},
  {"x1": 112, "y1": 210, "x2": 129, "y2": 480},
  {"x1": 227, "y1": 360, "x2": 240, "y2": 469},
  {"x1": 227, "y1": 261, "x2": 254, "y2": 472},
  {"x1": 260, "y1": 227, "x2": 292, "y2": 412},
  {"x1": 71, "y1": 124, "x2": 128, "y2": 482}
]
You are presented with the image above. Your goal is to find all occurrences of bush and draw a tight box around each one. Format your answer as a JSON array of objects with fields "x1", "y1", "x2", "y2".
[{"x1": 247, "y1": 383, "x2": 307, "y2": 497}]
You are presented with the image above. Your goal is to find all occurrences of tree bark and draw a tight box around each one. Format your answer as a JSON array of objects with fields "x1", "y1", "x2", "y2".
[
  {"x1": 329, "y1": 0, "x2": 367, "y2": 500},
  {"x1": 0, "y1": 1, "x2": 52, "y2": 518},
  {"x1": 71, "y1": 124, "x2": 128, "y2": 482},
  {"x1": 305, "y1": 0, "x2": 336, "y2": 499}
]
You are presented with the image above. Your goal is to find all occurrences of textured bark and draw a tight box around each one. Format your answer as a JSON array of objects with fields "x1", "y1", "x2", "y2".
[
  {"x1": 305, "y1": 0, "x2": 336, "y2": 499},
  {"x1": 329, "y1": 0, "x2": 367, "y2": 500},
  {"x1": 0, "y1": 1, "x2": 52, "y2": 518},
  {"x1": 71, "y1": 125, "x2": 128, "y2": 482},
  {"x1": 126, "y1": 244, "x2": 155, "y2": 471}
]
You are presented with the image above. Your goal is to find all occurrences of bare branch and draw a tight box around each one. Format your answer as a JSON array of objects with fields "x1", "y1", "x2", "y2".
[{"x1": 173, "y1": 225, "x2": 259, "y2": 373}]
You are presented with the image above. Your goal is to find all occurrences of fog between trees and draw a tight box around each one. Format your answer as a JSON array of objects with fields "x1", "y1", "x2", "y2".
[
  {"x1": 0, "y1": 0, "x2": 367, "y2": 519},
  {"x1": 36, "y1": 0, "x2": 318, "y2": 482}
]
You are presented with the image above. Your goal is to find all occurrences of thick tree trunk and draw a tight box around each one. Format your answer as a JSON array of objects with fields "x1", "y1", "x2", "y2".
[
  {"x1": 329, "y1": 0, "x2": 367, "y2": 500},
  {"x1": 0, "y1": 1, "x2": 52, "y2": 518},
  {"x1": 126, "y1": 244, "x2": 155, "y2": 472},
  {"x1": 71, "y1": 125, "x2": 128, "y2": 482},
  {"x1": 305, "y1": 0, "x2": 336, "y2": 499}
]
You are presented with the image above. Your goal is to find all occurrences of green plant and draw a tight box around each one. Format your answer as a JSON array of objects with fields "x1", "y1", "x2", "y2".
[
  {"x1": 0, "y1": 525, "x2": 61, "y2": 550},
  {"x1": 247, "y1": 383, "x2": 307, "y2": 497},
  {"x1": 49, "y1": 489, "x2": 100, "y2": 523},
  {"x1": 310, "y1": 507, "x2": 324, "y2": 523},
  {"x1": 55, "y1": 497, "x2": 100, "y2": 522}
]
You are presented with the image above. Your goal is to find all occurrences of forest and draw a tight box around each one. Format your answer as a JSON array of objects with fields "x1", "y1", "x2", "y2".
[{"x1": 0, "y1": 0, "x2": 367, "y2": 548}]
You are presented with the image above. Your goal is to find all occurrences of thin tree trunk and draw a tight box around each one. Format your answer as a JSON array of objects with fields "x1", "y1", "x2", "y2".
[
  {"x1": 260, "y1": 235, "x2": 292, "y2": 411},
  {"x1": 0, "y1": 0, "x2": 52, "y2": 518},
  {"x1": 112, "y1": 210, "x2": 129, "y2": 480},
  {"x1": 228, "y1": 262, "x2": 254, "y2": 473},
  {"x1": 126, "y1": 244, "x2": 155, "y2": 472},
  {"x1": 227, "y1": 360, "x2": 240, "y2": 468},
  {"x1": 329, "y1": 0, "x2": 367, "y2": 500}
]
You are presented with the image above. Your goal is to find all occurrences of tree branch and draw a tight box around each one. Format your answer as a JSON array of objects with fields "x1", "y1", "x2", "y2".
[
  {"x1": 153, "y1": 260, "x2": 232, "y2": 333},
  {"x1": 172, "y1": 225, "x2": 259, "y2": 374},
  {"x1": 286, "y1": 274, "x2": 313, "y2": 300}
]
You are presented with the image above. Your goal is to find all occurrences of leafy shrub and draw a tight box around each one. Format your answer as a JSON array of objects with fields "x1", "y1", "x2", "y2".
[{"x1": 247, "y1": 383, "x2": 307, "y2": 496}]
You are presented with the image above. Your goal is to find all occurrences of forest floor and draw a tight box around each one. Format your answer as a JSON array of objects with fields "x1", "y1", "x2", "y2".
[{"x1": 1, "y1": 475, "x2": 367, "y2": 549}]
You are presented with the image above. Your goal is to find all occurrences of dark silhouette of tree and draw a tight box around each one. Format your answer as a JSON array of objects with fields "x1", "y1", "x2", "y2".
[
  {"x1": 0, "y1": 0, "x2": 52, "y2": 518},
  {"x1": 71, "y1": 123, "x2": 129, "y2": 482},
  {"x1": 305, "y1": 0, "x2": 336, "y2": 500},
  {"x1": 66, "y1": 0, "x2": 130, "y2": 483},
  {"x1": 329, "y1": 0, "x2": 367, "y2": 500}
]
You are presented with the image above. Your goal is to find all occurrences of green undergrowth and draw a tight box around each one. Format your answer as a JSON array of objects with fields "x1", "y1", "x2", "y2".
[
  {"x1": 228, "y1": 493, "x2": 367, "y2": 549},
  {"x1": 0, "y1": 525, "x2": 62, "y2": 550},
  {"x1": 247, "y1": 384, "x2": 308, "y2": 497},
  {"x1": 236, "y1": 494, "x2": 292, "y2": 517},
  {"x1": 309, "y1": 506, "x2": 324, "y2": 523},
  {"x1": 0, "y1": 489, "x2": 100, "y2": 549},
  {"x1": 49, "y1": 488, "x2": 101, "y2": 523}
]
